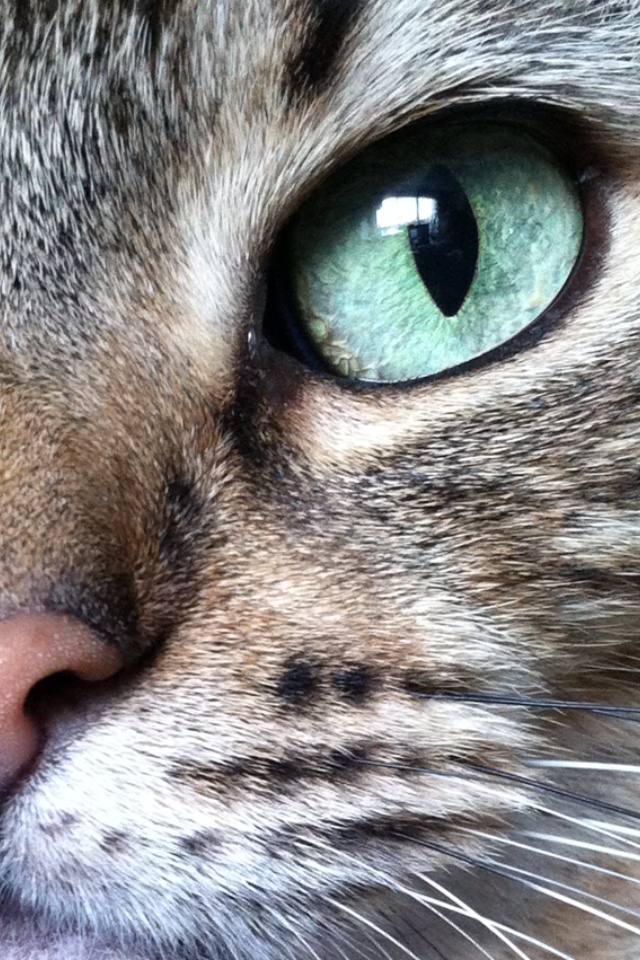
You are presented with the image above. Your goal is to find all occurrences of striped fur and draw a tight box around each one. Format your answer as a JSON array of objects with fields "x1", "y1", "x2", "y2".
[{"x1": 0, "y1": 1, "x2": 639, "y2": 957}]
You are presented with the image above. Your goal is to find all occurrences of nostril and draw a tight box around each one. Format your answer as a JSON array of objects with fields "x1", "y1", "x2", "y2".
[{"x1": 0, "y1": 613, "x2": 122, "y2": 791}]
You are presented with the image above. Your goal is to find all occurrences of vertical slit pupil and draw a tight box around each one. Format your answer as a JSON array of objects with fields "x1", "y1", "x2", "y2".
[{"x1": 406, "y1": 164, "x2": 479, "y2": 317}]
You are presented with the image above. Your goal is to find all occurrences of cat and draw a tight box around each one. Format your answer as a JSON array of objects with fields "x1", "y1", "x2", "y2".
[{"x1": 0, "y1": 0, "x2": 639, "y2": 958}]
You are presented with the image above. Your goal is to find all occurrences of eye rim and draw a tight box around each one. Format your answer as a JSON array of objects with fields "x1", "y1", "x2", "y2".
[{"x1": 262, "y1": 105, "x2": 610, "y2": 393}]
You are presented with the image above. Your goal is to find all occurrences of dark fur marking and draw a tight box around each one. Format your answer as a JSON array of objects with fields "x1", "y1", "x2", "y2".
[
  {"x1": 330, "y1": 815, "x2": 439, "y2": 849},
  {"x1": 327, "y1": 744, "x2": 369, "y2": 779},
  {"x1": 159, "y1": 476, "x2": 206, "y2": 569},
  {"x1": 277, "y1": 659, "x2": 319, "y2": 704},
  {"x1": 227, "y1": 337, "x2": 307, "y2": 479},
  {"x1": 41, "y1": 572, "x2": 139, "y2": 654},
  {"x1": 267, "y1": 757, "x2": 306, "y2": 782},
  {"x1": 220, "y1": 758, "x2": 254, "y2": 779},
  {"x1": 283, "y1": 0, "x2": 364, "y2": 104},
  {"x1": 119, "y1": 0, "x2": 181, "y2": 54},
  {"x1": 37, "y1": 812, "x2": 79, "y2": 837},
  {"x1": 333, "y1": 666, "x2": 376, "y2": 703},
  {"x1": 100, "y1": 831, "x2": 130, "y2": 855},
  {"x1": 12, "y1": 0, "x2": 58, "y2": 33},
  {"x1": 402, "y1": 670, "x2": 475, "y2": 699},
  {"x1": 170, "y1": 747, "x2": 371, "y2": 792},
  {"x1": 168, "y1": 759, "x2": 222, "y2": 785},
  {"x1": 151, "y1": 471, "x2": 224, "y2": 641},
  {"x1": 110, "y1": 79, "x2": 137, "y2": 142},
  {"x1": 179, "y1": 830, "x2": 223, "y2": 855}
]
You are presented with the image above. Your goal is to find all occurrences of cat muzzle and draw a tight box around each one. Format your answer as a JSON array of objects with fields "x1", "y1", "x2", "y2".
[{"x1": 0, "y1": 613, "x2": 122, "y2": 791}]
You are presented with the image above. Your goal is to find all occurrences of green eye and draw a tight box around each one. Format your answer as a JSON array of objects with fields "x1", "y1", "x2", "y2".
[{"x1": 281, "y1": 124, "x2": 583, "y2": 382}]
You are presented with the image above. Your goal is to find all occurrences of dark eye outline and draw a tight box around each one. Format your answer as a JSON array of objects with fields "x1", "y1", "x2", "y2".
[{"x1": 262, "y1": 105, "x2": 609, "y2": 392}]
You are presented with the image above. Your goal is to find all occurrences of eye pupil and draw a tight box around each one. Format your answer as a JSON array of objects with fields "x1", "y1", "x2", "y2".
[{"x1": 407, "y1": 164, "x2": 479, "y2": 317}]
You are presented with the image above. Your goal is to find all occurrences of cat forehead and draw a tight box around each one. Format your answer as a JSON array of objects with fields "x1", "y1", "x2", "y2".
[
  {"x1": 2, "y1": 0, "x2": 637, "y2": 250},
  {"x1": 0, "y1": 0, "x2": 637, "y2": 370},
  {"x1": 6, "y1": 0, "x2": 639, "y2": 161},
  {"x1": 1, "y1": 1, "x2": 636, "y2": 235}
]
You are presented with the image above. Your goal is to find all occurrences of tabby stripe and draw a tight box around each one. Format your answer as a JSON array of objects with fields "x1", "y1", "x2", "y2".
[{"x1": 283, "y1": 0, "x2": 365, "y2": 103}]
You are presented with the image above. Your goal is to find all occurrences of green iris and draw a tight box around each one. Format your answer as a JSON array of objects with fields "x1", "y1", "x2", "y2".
[{"x1": 284, "y1": 124, "x2": 583, "y2": 382}]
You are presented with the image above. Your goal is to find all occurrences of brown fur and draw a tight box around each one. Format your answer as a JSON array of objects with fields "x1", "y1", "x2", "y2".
[{"x1": 0, "y1": 1, "x2": 639, "y2": 957}]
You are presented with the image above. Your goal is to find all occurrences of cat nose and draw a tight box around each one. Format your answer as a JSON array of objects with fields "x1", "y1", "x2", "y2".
[{"x1": 0, "y1": 613, "x2": 122, "y2": 790}]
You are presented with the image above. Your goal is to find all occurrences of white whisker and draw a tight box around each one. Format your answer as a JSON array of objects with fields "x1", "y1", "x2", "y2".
[
  {"x1": 328, "y1": 938, "x2": 354, "y2": 960},
  {"x1": 354, "y1": 926, "x2": 395, "y2": 960},
  {"x1": 579, "y1": 820, "x2": 640, "y2": 838},
  {"x1": 409, "y1": 872, "x2": 533, "y2": 960},
  {"x1": 527, "y1": 832, "x2": 640, "y2": 860},
  {"x1": 526, "y1": 761, "x2": 640, "y2": 773},
  {"x1": 260, "y1": 903, "x2": 323, "y2": 960},
  {"x1": 496, "y1": 874, "x2": 640, "y2": 937},
  {"x1": 333, "y1": 915, "x2": 386, "y2": 960},
  {"x1": 368, "y1": 873, "x2": 577, "y2": 960},
  {"x1": 458, "y1": 828, "x2": 640, "y2": 884},
  {"x1": 484, "y1": 858, "x2": 640, "y2": 919},
  {"x1": 386, "y1": 835, "x2": 580, "y2": 960},
  {"x1": 533, "y1": 806, "x2": 640, "y2": 850},
  {"x1": 324, "y1": 897, "x2": 423, "y2": 960},
  {"x1": 406, "y1": 895, "x2": 499, "y2": 960},
  {"x1": 487, "y1": 922, "x2": 578, "y2": 960},
  {"x1": 411, "y1": 871, "x2": 588, "y2": 960}
]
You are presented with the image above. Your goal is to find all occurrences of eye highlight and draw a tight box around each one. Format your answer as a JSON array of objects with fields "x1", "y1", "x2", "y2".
[{"x1": 274, "y1": 123, "x2": 584, "y2": 383}]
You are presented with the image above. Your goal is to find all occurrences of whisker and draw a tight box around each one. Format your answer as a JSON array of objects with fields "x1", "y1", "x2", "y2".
[
  {"x1": 352, "y1": 924, "x2": 396, "y2": 960},
  {"x1": 323, "y1": 896, "x2": 424, "y2": 960},
  {"x1": 328, "y1": 865, "x2": 521, "y2": 959},
  {"x1": 304, "y1": 837, "x2": 437, "y2": 960},
  {"x1": 408, "y1": 692, "x2": 640, "y2": 723},
  {"x1": 527, "y1": 830, "x2": 640, "y2": 859},
  {"x1": 403, "y1": 896, "x2": 499, "y2": 960},
  {"x1": 456, "y1": 827, "x2": 640, "y2": 884},
  {"x1": 376, "y1": 904, "x2": 449, "y2": 960},
  {"x1": 531, "y1": 807, "x2": 640, "y2": 851},
  {"x1": 486, "y1": 922, "x2": 578, "y2": 960},
  {"x1": 402, "y1": 835, "x2": 640, "y2": 922},
  {"x1": 395, "y1": 877, "x2": 576, "y2": 960},
  {"x1": 326, "y1": 934, "x2": 359, "y2": 960},
  {"x1": 490, "y1": 860, "x2": 640, "y2": 920},
  {"x1": 260, "y1": 902, "x2": 326, "y2": 960},
  {"x1": 578, "y1": 821, "x2": 640, "y2": 838},
  {"x1": 461, "y1": 763, "x2": 640, "y2": 822},
  {"x1": 334, "y1": 922, "x2": 383, "y2": 960},
  {"x1": 526, "y1": 761, "x2": 640, "y2": 773},
  {"x1": 324, "y1": 910, "x2": 392, "y2": 960},
  {"x1": 284, "y1": 924, "x2": 324, "y2": 960},
  {"x1": 503, "y1": 873, "x2": 640, "y2": 937},
  {"x1": 391, "y1": 869, "x2": 535, "y2": 960},
  {"x1": 355, "y1": 756, "x2": 640, "y2": 825},
  {"x1": 410, "y1": 862, "x2": 581, "y2": 960}
]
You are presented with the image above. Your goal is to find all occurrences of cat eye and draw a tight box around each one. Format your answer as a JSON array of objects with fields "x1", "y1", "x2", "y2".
[{"x1": 273, "y1": 123, "x2": 584, "y2": 383}]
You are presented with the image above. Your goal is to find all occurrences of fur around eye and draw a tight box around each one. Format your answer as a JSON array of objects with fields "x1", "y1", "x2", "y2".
[{"x1": 0, "y1": 3, "x2": 638, "y2": 960}]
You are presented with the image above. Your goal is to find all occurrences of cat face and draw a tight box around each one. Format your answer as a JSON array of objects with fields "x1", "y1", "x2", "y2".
[{"x1": 0, "y1": 2, "x2": 639, "y2": 958}]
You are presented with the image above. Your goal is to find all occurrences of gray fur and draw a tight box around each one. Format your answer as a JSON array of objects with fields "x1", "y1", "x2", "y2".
[{"x1": 0, "y1": 2, "x2": 639, "y2": 958}]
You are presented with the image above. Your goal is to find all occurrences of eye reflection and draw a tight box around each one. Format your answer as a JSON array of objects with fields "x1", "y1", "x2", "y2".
[
  {"x1": 374, "y1": 196, "x2": 437, "y2": 235},
  {"x1": 373, "y1": 167, "x2": 479, "y2": 317}
]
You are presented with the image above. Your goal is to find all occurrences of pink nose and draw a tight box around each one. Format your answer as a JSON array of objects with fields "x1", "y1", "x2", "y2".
[{"x1": 0, "y1": 612, "x2": 122, "y2": 789}]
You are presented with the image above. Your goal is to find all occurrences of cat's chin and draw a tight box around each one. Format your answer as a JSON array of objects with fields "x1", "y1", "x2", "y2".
[
  {"x1": 0, "y1": 939, "x2": 129, "y2": 960},
  {"x1": 0, "y1": 930, "x2": 132, "y2": 960},
  {"x1": 0, "y1": 908, "x2": 161, "y2": 960}
]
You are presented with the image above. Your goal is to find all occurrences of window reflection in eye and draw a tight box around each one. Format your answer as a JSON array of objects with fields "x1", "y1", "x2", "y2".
[{"x1": 375, "y1": 196, "x2": 437, "y2": 233}]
